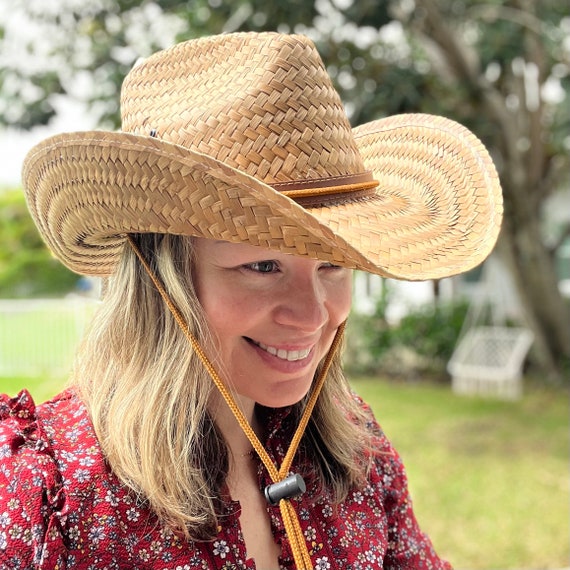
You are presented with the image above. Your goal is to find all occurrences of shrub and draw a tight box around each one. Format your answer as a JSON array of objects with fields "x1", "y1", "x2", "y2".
[
  {"x1": 346, "y1": 288, "x2": 469, "y2": 380},
  {"x1": 391, "y1": 300, "x2": 470, "y2": 361},
  {"x1": 0, "y1": 189, "x2": 79, "y2": 297}
]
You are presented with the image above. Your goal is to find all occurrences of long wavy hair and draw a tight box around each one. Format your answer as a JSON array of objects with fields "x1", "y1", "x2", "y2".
[{"x1": 71, "y1": 233, "x2": 373, "y2": 540}]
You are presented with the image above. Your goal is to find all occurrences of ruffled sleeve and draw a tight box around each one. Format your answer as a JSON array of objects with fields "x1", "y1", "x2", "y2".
[{"x1": 0, "y1": 390, "x2": 69, "y2": 570}]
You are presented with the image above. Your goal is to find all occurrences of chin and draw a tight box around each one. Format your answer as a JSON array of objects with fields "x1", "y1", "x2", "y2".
[{"x1": 256, "y1": 382, "x2": 313, "y2": 409}]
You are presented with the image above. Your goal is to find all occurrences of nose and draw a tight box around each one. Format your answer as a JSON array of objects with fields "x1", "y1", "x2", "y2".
[{"x1": 273, "y1": 271, "x2": 328, "y2": 332}]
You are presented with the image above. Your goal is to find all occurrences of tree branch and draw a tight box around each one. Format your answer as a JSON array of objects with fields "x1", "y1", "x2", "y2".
[{"x1": 549, "y1": 223, "x2": 570, "y2": 256}]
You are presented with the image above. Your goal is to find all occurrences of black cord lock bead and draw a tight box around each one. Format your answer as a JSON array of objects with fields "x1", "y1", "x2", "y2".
[{"x1": 264, "y1": 474, "x2": 306, "y2": 505}]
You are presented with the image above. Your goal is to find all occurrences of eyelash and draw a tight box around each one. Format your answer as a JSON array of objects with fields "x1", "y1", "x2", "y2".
[
  {"x1": 243, "y1": 261, "x2": 341, "y2": 274},
  {"x1": 245, "y1": 261, "x2": 279, "y2": 273}
]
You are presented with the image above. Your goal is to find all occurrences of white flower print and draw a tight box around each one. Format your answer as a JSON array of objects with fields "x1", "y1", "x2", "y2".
[
  {"x1": 213, "y1": 539, "x2": 230, "y2": 559},
  {"x1": 365, "y1": 549, "x2": 377, "y2": 563},
  {"x1": 105, "y1": 490, "x2": 120, "y2": 507},
  {"x1": 0, "y1": 512, "x2": 10, "y2": 527},
  {"x1": 126, "y1": 508, "x2": 140, "y2": 522},
  {"x1": 61, "y1": 450, "x2": 77, "y2": 462},
  {"x1": 315, "y1": 556, "x2": 331, "y2": 569},
  {"x1": 7, "y1": 498, "x2": 19, "y2": 509},
  {"x1": 88, "y1": 525, "x2": 105, "y2": 544},
  {"x1": 73, "y1": 468, "x2": 91, "y2": 483},
  {"x1": 304, "y1": 525, "x2": 317, "y2": 541},
  {"x1": 8, "y1": 523, "x2": 23, "y2": 540},
  {"x1": 79, "y1": 455, "x2": 96, "y2": 467},
  {"x1": 68, "y1": 525, "x2": 80, "y2": 541},
  {"x1": 353, "y1": 491, "x2": 364, "y2": 504}
]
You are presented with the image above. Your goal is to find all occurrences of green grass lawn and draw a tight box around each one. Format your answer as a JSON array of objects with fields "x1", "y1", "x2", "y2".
[
  {"x1": 0, "y1": 376, "x2": 69, "y2": 403},
  {"x1": 352, "y1": 377, "x2": 569, "y2": 569},
  {"x1": 0, "y1": 299, "x2": 96, "y2": 378},
  {"x1": 1, "y1": 374, "x2": 568, "y2": 569}
]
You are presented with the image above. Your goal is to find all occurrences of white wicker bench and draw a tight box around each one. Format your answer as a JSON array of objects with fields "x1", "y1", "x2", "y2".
[{"x1": 448, "y1": 326, "x2": 534, "y2": 399}]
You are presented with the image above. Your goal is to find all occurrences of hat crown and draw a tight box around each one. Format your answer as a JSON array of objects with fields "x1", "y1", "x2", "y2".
[{"x1": 120, "y1": 32, "x2": 366, "y2": 184}]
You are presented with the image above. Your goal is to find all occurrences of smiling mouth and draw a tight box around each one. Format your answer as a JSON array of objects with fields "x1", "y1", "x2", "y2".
[{"x1": 248, "y1": 339, "x2": 312, "y2": 362}]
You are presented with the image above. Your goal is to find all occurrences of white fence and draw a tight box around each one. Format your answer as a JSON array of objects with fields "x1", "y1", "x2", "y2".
[{"x1": 0, "y1": 298, "x2": 98, "y2": 378}]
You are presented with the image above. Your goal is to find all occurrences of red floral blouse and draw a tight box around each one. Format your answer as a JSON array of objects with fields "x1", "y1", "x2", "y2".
[{"x1": 0, "y1": 390, "x2": 452, "y2": 569}]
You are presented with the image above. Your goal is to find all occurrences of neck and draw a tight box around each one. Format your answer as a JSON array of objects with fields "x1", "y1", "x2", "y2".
[{"x1": 209, "y1": 392, "x2": 261, "y2": 458}]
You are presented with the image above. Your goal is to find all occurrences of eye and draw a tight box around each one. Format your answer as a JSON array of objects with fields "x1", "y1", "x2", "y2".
[
  {"x1": 245, "y1": 260, "x2": 279, "y2": 273},
  {"x1": 320, "y1": 262, "x2": 343, "y2": 271}
]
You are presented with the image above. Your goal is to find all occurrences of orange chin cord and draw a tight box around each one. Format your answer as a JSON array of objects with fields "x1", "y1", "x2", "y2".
[{"x1": 128, "y1": 235, "x2": 345, "y2": 569}]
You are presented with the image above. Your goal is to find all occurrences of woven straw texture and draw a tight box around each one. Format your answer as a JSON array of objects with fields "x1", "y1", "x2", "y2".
[{"x1": 22, "y1": 32, "x2": 503, "y2": 281}]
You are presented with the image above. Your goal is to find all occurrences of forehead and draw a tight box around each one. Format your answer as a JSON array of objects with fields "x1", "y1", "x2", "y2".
[{"x1": 194, "y1": 238, "x2": 286, "y2": 260}]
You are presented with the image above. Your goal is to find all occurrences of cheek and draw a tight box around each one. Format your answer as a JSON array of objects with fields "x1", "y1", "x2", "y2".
[
  {"x1": 199, "y1": 288, "x2": 259, "y2": 339},
  {"x1": 330, "y1": 277, "x2": 353, "y2": 323}
]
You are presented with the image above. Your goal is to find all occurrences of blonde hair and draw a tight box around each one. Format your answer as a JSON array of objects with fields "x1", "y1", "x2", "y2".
[{"x1": 71, "y1": 234, "x2": 373, "y2": 539}]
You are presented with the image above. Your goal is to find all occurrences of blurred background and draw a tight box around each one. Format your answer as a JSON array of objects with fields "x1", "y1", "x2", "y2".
[{"x1": 0, "y1": 0, "x2": 568, "y2": 568}]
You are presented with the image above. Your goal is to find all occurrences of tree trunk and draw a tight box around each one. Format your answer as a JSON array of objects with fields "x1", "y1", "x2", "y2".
[{"x1": 498, "y1": 215, "x2": 570, "y2": 381}]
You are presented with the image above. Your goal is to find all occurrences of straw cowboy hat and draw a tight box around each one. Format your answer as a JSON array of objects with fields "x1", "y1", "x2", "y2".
[{"x1": 22, "y1": 32, "x2": 502, "y2": 281}]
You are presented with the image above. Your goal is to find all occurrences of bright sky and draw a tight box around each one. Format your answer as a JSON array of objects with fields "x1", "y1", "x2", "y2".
[
  {"x1": 0, "y1": 0, "x2": 180, "y2": 187},
  {"x1": 0, "y1": 108, "x2": 96, "y2": 187}
]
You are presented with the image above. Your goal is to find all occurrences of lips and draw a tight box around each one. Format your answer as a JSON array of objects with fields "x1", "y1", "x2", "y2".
[{"x1": 250, "y1": 339, "x2": 312, "y2": 362}]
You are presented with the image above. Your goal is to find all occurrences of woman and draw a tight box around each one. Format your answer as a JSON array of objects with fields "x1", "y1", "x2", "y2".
[{"x1": 0, "y1": 32, "x2": 502, "y2": 569}]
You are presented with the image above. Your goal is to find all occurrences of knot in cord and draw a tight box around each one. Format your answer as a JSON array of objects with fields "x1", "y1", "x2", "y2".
[{"x1": 128, "y1": 235, "x2": 345, "y2": 570}]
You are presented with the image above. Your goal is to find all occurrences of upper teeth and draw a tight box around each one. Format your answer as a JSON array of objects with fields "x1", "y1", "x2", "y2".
[{"x1": 256, "y1": 342, "x2": 311, "y2": 362}]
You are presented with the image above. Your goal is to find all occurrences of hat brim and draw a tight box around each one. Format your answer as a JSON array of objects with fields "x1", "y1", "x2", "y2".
[{"x1": 22, "y1": 114, "x2": 502, "y2": 281}]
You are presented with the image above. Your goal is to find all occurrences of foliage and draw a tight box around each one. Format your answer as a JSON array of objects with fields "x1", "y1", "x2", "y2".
[
  {"x1": 0, "y1": 190, "x2": 78, "y2": 297},
  {"x1": 3, "y1": 1, "x2": 567, "y2": 151},
  {"x1": 347, "y1": 289, "x2": 469, "y2": 379},
  {"x1": 385, "y1": 300, "x2": 470, "y2": 361},
  {"x1": 0, "y1": 1, "x2": 454, "y2": 128}
]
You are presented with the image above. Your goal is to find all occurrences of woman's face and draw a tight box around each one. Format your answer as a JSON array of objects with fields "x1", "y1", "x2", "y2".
[{"x1": 193, "y1": 238, "x2": 352, "y2": 409}]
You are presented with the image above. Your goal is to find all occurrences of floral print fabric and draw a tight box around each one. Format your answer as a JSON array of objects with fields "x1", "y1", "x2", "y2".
[{"x1": 0, "y1": 390, "x2": 452, "y2": 569}]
